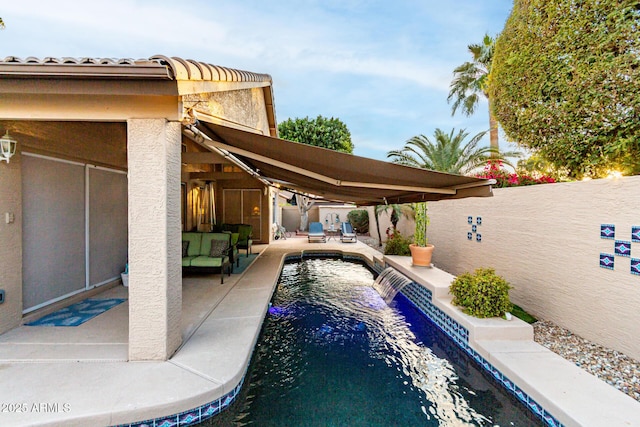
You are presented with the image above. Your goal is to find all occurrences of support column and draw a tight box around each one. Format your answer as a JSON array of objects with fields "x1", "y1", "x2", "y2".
[{"x1": 127, "y1": 119, "x2": 182, "y2": 361}]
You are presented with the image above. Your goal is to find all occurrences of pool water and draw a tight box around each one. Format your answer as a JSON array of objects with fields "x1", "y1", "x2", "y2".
[{"x1": 201, "y1": 258, "x2": 541, "y2": 426}]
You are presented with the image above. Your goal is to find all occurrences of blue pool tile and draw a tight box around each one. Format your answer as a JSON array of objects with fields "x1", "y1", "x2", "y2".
[
  {"x1": 178, "y1": 410, "x2": 200, "y2": 425},
  {"x1": 472, "y1": 224, "x2": 477, "y2": 232},
  {"x1": 614, "y1": 240, "x2": 631, "y2": 257},
  {"x1": 468, "y1": 216, "x2": 473, "y2": 224},
  {"x1": 515, "y1": 386, "x2": 527, "y2": 403},
  {"x1": 201, "y1": 401, "x2": 220, "y2": 419},
  {"x1": 467, "y1": 232, "x2": 473, "y2": 240},
  {"x1": 543, "y1": 411, "x2": 564, "y2": 427},
  {"x1": 476, "y1": 233, "x2": 482, "y2": 242},
  {"x1": 528, "y1": 398, "x2": 544, "y2": 416},
  {"x1": 632, "y1": 226, "x2": 640, "y2": 243},
  {"x1": 502, "y1": 377, "x2": 515, "y2": 392},
  {"x1": 476, "y1": 216, "x2": 482, "y2": 225},
  {"x1": 156, "y1": 416, "x2": 178, "y2": 427}
]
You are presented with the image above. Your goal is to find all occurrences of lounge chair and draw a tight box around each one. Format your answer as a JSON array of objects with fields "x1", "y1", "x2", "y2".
[
  {"x1": 308, "y1": 222, "x2": 326, "y2": 243},
  {"x1": 340, "y1": 222, "x2": 357, "y2": 243}
]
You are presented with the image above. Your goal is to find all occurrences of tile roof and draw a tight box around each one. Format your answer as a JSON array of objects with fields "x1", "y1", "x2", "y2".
[{"x1": 0, "y1": 55, "x2": 272, "y2": 83}]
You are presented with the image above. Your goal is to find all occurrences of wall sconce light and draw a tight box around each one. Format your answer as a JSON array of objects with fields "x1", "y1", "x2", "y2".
[{"x1": 0, "y1": 131, "x2": 17, "y2": 163}]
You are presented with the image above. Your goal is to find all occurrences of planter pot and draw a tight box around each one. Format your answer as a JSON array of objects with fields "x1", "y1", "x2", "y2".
[
  {"x1": 121, "y1": 273, "x2": 129, "y2": 287},
  {"x1": 409, "y1": 243, "x2": 434, "y2": 267}
]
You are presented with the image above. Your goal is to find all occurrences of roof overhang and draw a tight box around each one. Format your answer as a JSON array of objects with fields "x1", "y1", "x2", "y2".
[
  {"x1": 0, "y1": 56, "x2": 278, "y2": 134},
  {"x1": 190, "y1": 121, "x2": 494, "y2": 206}
]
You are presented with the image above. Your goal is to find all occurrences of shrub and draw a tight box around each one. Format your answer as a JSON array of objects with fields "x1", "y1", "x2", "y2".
[
  {"x1": 449, "y1": 268, "x2": 512, "y2": 318},
  {"x1": 347, "y1": 209, "x2": 369, "y2": 234},
  {"x1": 383, "y1": 231, "x2": 412, "y2": 256},
  {"x1": 474, "y1": 160, "x2": 555, "y2": 188}
]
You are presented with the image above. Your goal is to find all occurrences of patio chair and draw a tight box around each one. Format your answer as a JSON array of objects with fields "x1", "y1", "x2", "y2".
[
  {"x1": 236, "y1": 224, "x2": 253, "y2": 257},
  {"x1": 340, "y1": 222, "x2": 357, "y2": 243},
  {"x1": 308, "y1": 222, "x2": 326, "y2": 243}
]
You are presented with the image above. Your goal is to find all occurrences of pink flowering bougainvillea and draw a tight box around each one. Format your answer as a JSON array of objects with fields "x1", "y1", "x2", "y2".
[{"x1": 474, "y1": 160, "x2": 555, "y2": 188}]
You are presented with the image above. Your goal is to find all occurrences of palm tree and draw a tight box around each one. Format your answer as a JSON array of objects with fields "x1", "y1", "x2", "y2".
[
  {"x1": 447, "y1": 34, "x2": 499, "y2": 152},
  {"x1": 387, "y1": 128, "x2": 517, "y2": 175},
  {"x1": 0, "y1": 18, "x2": 5, "y2": 29}
]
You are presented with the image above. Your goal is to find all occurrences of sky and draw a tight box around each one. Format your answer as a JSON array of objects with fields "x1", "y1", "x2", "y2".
[{"x1": 1, "y1": 0, "x2": 515, "y2": 161}]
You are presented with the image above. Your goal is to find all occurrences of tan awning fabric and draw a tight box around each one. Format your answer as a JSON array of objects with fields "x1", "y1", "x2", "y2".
[{"x1": 194, "y1": 122, "x2": 493, "y2": 206}]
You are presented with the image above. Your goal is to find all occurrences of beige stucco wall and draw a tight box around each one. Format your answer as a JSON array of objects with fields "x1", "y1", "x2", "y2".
[
  {"x1": 0, "y1": 149, "x2": 22, "y2": 334},
  {"x1": 317, "y1": 205, "x2": 357, "y2": 231},
  {"x1": 426, "y1": 176, "x2": 640, "y2": 360},
  {"x1": 187, "y1": 88, "x2": 271, "y2": 135},
  {"x1": 281, "y1": 205, "x2": 320, "y2": 232}
]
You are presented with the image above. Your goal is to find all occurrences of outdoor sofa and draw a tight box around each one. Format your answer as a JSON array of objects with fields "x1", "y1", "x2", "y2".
[{"x1": 181, "y1": 232, "x2": 233, "y2": 283}]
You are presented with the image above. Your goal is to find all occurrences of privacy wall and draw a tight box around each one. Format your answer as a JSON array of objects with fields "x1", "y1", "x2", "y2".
[{"x1": 426, "y1": 176, "x2": 640, "y2": 360}]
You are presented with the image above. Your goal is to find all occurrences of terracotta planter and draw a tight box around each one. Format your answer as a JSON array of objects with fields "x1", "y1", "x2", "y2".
[{"x1": 409, "y1": 243, "x2": 434, "y2": 267}]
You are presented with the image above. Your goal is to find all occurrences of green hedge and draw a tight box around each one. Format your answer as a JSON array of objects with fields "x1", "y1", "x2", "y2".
[{"x1": 347, "y1": 209, "x2": 369, "y2": 234}]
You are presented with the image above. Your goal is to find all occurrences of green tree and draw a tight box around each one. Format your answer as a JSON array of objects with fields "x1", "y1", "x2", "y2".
[
  {"x1": 490, "y1": 0, "x2": 640, "y2": 178},
  {"x1": 448, "y1": 34, "x2": 500, "y2": 152},
  {"x1": 517, "y1": 152, "x2": 567, "y2": 182},
  {"x1": 387, "y1": 128, "x2": 517, "y2": 175},
  {"x1": 278, "y1": 115, "x2": 353, "y2": 154}
]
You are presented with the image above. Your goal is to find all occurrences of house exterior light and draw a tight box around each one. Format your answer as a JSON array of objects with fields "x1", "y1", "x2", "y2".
[{"x1": 0, "y1": 131, "x2": 17, "y2": 163}]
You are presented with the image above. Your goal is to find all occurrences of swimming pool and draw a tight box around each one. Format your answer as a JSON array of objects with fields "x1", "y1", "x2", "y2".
[{"x1": 200, "y1": 258, "x2": 541, "y2": 426}]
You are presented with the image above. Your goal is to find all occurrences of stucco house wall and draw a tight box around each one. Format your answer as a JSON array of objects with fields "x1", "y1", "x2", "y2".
[
  {"x1": 0, "y1": 151, "x2": 22, "y2": 334},
  {"x1": 425, "y1": 176, "x2": 640, "y2": 360}
]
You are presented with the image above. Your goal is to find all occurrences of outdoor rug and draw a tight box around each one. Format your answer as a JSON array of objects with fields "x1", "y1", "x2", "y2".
[
  {"x1": 233, "y1": 254, "x2": 258, "y2": 274},
  {"x1": 26, "y1": 298, "x2": 127, "y2": 327}
]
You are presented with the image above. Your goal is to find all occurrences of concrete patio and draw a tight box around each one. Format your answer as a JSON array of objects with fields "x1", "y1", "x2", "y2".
[{"x1": 0, "y1": 237, "x2": 638, "y2": 427}]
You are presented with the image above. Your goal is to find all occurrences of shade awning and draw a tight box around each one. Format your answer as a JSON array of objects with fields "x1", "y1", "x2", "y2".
[{"x1": 193, "y1": 122, "x2": 493, "y2": 206}]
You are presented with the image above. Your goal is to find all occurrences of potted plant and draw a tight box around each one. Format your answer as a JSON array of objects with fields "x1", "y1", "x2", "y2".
[{"x1": 409, "y1": 202, "x2": 434, "y2": 266}]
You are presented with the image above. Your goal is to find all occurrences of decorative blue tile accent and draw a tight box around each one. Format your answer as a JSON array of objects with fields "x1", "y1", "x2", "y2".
[
  {"x1": 156, "y1": 416, "x2": 178, "y2": 427},
  {"x1": 528, "y1": 398, "x2": 544, "y2": 416},
  {"x1": 600, "y1": 224, "x2": 615, "y2": 239},
  {"x1": 631, "y1": 259, "x2": 640, "y2": 276},
  {"x1": 476, "y1": 233, "x2": 482, "y2": 242},
  {"x1": 600, "y1": 253, "x2": 615, "y2": 270},
  {"x1": 178, "y1": 410, "x2": 200, "y2": 425},
  {"x1": 467, "y1": 216, "x2": 473, "y2": 224},
  {"x1": 471, "y1": 224, "x2": 477, "y2": 232},
  {"x1": 467, "y1": 232, "x2": 473, "y2": 240},
  {"x1": 614, "y1": 240, "x2": 631, "y2": 257},
  {"x1": 200, "y1": 401, "x2": 220, "y2": 419},
  {"x1": 632, "y1": 226, "x2": 640, "y2": 243},
  {"x1": 476, "y1": 217, "x2": 482, "y2": 225}
]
